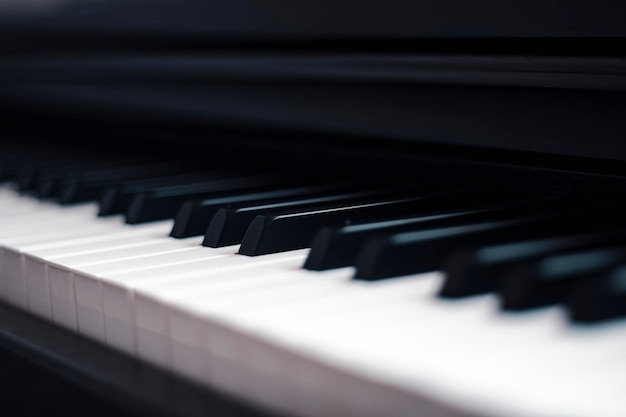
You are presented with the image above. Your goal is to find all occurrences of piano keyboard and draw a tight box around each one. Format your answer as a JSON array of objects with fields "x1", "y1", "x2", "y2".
[{"x1": 1, "y1": 146, "x2": 625, "y2": 417}]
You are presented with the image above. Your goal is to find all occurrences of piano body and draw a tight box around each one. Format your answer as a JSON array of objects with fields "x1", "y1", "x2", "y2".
[{"x1": 1, "y1": 1, "x2": 626, "y2": 416}]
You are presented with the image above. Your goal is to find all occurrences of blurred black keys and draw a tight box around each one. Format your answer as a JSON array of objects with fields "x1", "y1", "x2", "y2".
[
  {"x1": 39, "y1": 159, "x2": 167, "y2": 199},
  {"x1": 565, "y1": 265, "x2": 626, "y2": 322},
  {"x1": 0, "y1": 142, "x2": 93, "y2": 183},
  {"x1": 440, "y1": 229, "x2": 626, "y2": 298},
  {"x1": 303, "y1": 189, "x2": 552, "y2": 271},
  {"x1": 56, "y1": 163, "x2": 191, "y2": 204},
  {"x1": 16, "y1": 152, "x2": 98, "y2": 192},
  {"x1": 304, "y1": 212, "x2": 479, "y2": 271},
  {"x1": 98, "y1": 172, "x2": 226, "y2": 216},
  {"x1": 238, "y1": 186, "x2": 543, "y2": 256},
  {"x1": 497, "y1": 247, "x2": 626, "y2": 310},
  {"x1": 170, "y1": 181, "x2": 373, "y2": 238},
  {"x1": 203, "y1": 184, "x2": 452, "y2": 248},
  {"x1": 36, "y1": 158, "x2": 150, "y2": 197},
  {"x1": 238, "y1": 196, "x2": 442, "y2": 256},
  {"x1": 353, "y1": 204, "x2": 622, "y2": 281},
  {"x1": 6, "y1": 141, "x2": 190, "y2": 204},
  {"x1": 125, "y1": 173, "x2": 306, "y2": 224}
]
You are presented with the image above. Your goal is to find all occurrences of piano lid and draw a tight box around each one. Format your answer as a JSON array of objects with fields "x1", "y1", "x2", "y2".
[
  {"x1": 1, "y1": 0, "x2": 626, "y2": 171},
  {"x1": 2, "y1": 0, "x2": 626, "y2": 43}
]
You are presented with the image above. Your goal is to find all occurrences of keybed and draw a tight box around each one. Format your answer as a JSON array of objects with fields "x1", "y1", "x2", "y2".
[{"x1": 0, "y1": 144, "x2": 625, "y2": 417}]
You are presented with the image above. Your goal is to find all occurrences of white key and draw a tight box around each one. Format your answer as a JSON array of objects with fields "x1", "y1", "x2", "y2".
[
  {"x1": 101, "y1": 250, "x2": 305, "y2": 362},
  {"x1": 0, "y1": 209, "x2": 117, "y2": 304},
  {"x1": 164, "y1": 267, "x2": 348, "y2": 396},
  {"x1": 44, "y1": 234, "x2": 208, "y2": 332},
  {"x1": 24, "y1": 222, "x2": 173, "y2": 320},
  {"x1": 169, "y1": 270, "x2": 433, "y2": 416},
  {"x1": 71, "y1": 244, "x2": 236, "y2": 353},
  {"x1": 0, "y1": 205, "x2": 170, "y2": 325},
  {"x1": 67, "y1": 237, "x2": 205, "y2": 340},
  {"x1": 133, "y1": 253, "x2": 311, "y2": 376},
  {"x1": 0, "y1": 212, "x2": 163, "y2": 304},
  {"x1": 236, "y1": 280, "x2": 626, "y2": 417}
]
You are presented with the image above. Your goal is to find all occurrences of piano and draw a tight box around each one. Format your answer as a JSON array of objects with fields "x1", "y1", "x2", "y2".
[{"x1": 1, "y1": 1, "x2": 626, "y2": 416}]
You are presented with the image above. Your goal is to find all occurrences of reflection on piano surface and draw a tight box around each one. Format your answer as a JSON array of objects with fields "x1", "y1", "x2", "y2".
[{"x1": 1, "y1": 1, "x2": 626, "y2": 417}]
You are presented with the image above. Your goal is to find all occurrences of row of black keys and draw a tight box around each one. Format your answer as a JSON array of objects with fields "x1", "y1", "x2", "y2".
[{"x1": 2, "y1": 145, "x2": 626, "y2": 324}]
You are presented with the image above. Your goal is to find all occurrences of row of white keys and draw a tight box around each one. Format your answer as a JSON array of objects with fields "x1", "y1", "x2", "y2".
[
  {"x1": 3, "y1": 191, "x2": 463, "y2": 417},
  {"x1": 2, "y1": 218, "x2": 164, "y2": 306},
  {"x1": 170, "y1": 271, "x2": 444, "y2": 417},
  {"x1": 151, "y1": 256, "x2": 626, "y2": 417},
  {"x1": 236, "y1": 277, "x2": 626, "y2": 417},
  {"x1": 69, "y1": 243, "x2": 239, "y2": 352},
  {"x1": 0, "y1": 189, "x2": 392, "y2": 416},
  {"x1": 0, "y1": 202, "x2": 170, "y2": 305},
  {"x1": 0, "y1": 190, "x2": 555, "y2": 417},
  {"x1": 122, "y1": 246, "x2": 432, "y2": 416},
  {"x1": 240, "y1": 283, "x2": 536, "y2": 417},
  {"x1": 99, "y1": 250, "x2": 307, "y2": 359},
  {"x1": 0, "y1": 189, "x2": 245, "y2": 344},
  {"x1": 0, "y1": 189, "x2": 211, "y2": 330},
  {"x1": 0, "y1": 197, "x2": 101, "y2": 298},
  {"x1": 12, "y1": 225, "x2": 236, "y2": 337},
  {"x1": 24, "y1": 229, "x2": 177, "y2": 318},
  {"x1": 0, "y1": 187, "x2": 390, "y2": 416},
  {"x1": 151, "y1": 266, "x2": 328, "y2": 384},
  {"x1": 4, "y1": 187, "x2": 625, "y2": 417},
  {"x1": 131, "y1": 253, "x2": 322, "y2": 376},
  {"x1": 29, "y1": 230, "x2": 197, "y2": 331}
]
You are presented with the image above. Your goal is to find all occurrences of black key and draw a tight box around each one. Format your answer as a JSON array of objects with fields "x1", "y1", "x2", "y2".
[
  {"x1": 16, "y1": 153, "x2": 93, "y2": 192},
  {"x1": 57, "y1": 163, "x2": 187, "y2": 204},
  {"x1": 304, "y1": 212, "x2": 479, "y2": 271},
  {"x1": 11, "y1": 142, "x2": 116, "y2": 191},
  {"x1": 170, "y1": 181, "x2": 373, "y2": 238},
  {"x1": 0, "y1": 139, "x2": 95, "y2": 182},
  {"x1": 203, "y1": 184, "x2": 450, "y2": 248},
  {"x1": 565, "y1": 264, "x2": 626, "y2": 322},
  {"x1": 33, "y1": 157, "x2": 148, "y2": 198},
  {"x1": 353, "y1": 205, "x2": 620, "y2": 281},
  {"x1": 125, "y1": 174, "x2": 299, "y2": 224},
  {"x1": 239, "y1": 197, "x2": 440, "y2": 256},
  {"x1": 498, "y1": 247, "x2": 626, "y2": 310},
  {"x1": 37, "y1": 158, "x2": 151, "y2": 198},
  {"x1": 98, "y1": 171, "x2": 229, "y2": 216},
  {"x1": 303, "y1": 190, "x2": 554, "y2": 271},
  {"x1": 238, "y1": 188, "x2": 532, "y2": 256},
  {"x1": 440, "y1": 229, "x2": 626, "y2": 298}
]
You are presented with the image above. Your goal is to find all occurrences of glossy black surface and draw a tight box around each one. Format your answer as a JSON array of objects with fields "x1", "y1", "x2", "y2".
[
  {"x1": 498, "y1": 248, "x2": 626, "y2": 310},
  {"x1": 440, "y1": 230, "x2": 626, "y2": 298},
  {"x1": 125, "y1": 174, "x2": 289, "y2": 224},
  {"x1": 170, "y1": 182, "x2": 364, "y2": 239},
  {"x1": 98, "y1": 172, "x2": 225, "y2": 216},
  {"x1": 202, "y1": 186, "x2": 418, "y2": 248},
  {"x1": 566, "y1": 265, "x2": 626, "y2": 322},
  {"x1": 353, "y1": 206, "x2": 621, "y2": 281},
  {"x1": 303, "y1": 187, "x2": 543, "y2": 271}
]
